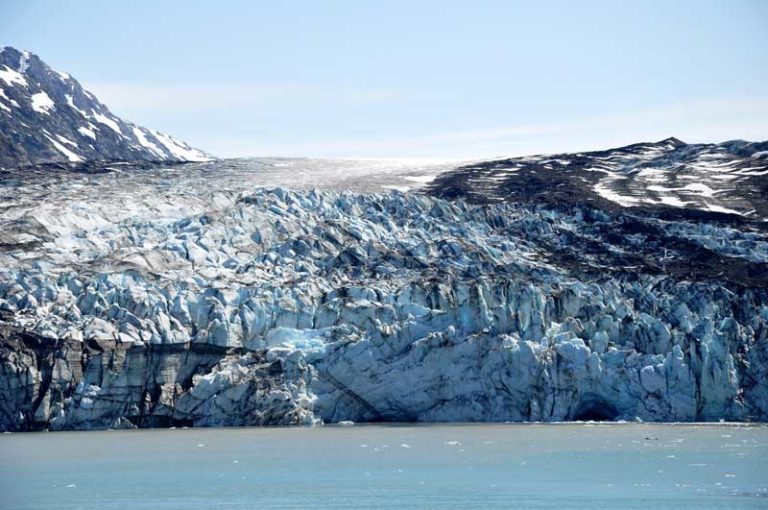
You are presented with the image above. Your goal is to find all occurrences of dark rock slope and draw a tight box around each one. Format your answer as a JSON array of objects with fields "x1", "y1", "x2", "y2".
[
  {"x1": 427, "y1": 138, "x2": 768, "y2": 221},
  {"x1": 0, "y1": 46, "x2": 210, "y2": 168}
]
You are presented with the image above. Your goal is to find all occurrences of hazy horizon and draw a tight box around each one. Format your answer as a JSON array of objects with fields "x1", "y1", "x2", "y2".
[{"x1": 4, "y1": 0, "x2": 768, "y2": 159}]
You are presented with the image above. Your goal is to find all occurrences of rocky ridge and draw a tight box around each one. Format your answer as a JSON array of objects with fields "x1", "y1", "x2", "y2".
[
  {"x1": 0, "y1": 46, "x2": 211, "y2": 168},
  {"x1": 428, "y1": 138, "x2": 768, "y2": 221}
]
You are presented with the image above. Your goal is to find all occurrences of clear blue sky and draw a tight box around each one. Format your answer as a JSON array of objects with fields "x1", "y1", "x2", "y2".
[{"x1": 3, "y1": 0, "x2": 768, "y2": 159}]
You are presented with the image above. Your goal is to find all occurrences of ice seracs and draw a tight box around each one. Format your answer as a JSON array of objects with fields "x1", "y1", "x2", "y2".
[{"x1": 0, "y1": 165, "x2": 766, "y2": 430}]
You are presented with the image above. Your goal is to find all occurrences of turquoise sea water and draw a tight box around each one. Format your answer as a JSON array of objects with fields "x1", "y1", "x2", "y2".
[{"x1": 1, "y1": 424, "x2": 766, "y2": 509}]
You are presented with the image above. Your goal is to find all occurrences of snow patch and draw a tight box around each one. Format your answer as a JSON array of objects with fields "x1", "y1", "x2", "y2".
[
  {"x1": 681, "y1": 183, "x2": 720, "y2": 198},
  {"x1": 45, "y1": 135, "x2": 83, "y2": 162},
  {"x1": 152, "y1": 130, "x2": 211, "y2": 162},
  {"x1": 65, "y1": 95, "x2": 91, "y2": 117},
  {"x1": 93, "y1": 113, "x2": 122, "y2": 135},
  {"x1": 704, "y1": 204, "x2": 744, "y2": 216},
  {"x1": 636, "y1": 168, "x2": 668, "y2": 183},
  {"x1": 131, "y1": 126, "x2": 167, "y2": 159},
  {"x1": 77, "y1": 126, "x2": 97, "y2": 140},
  {"x1": 736, "y1": 167, "x2": 768, "y2": 176},
  {"x1": 30, "y1": 91, "x2": 55, "y2": 114},
  {"x1": 594, "y1": 181, "x2": 641, "y2": 207},
  {"x1": 655, "y1": 195, "x2": 689, "y2": 208},
  {"x1": 0, "y1": 65, "x2": 28, "y2": 87},
  {"x1": 55, "y1": 134, "x2": 79, "y2": 148},
  {"x1": 382, "y1": 184, "x2": 412, "y2": 192},
  {"x1": 404, "y1": 174, "x2": 438, "y2": 185}
]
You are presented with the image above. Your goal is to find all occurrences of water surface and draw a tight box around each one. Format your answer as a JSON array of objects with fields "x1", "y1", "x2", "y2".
[{"x1": 1, "y1": 424, "x2": 766, "y2": 509}]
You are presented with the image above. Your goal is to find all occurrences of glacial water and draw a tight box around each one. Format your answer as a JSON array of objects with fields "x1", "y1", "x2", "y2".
[{"x1": 1, "y1": 424, "x2": 766, "y2": 509}]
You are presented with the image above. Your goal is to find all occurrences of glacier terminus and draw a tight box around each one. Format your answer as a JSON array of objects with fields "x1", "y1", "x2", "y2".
[{"x1": 1, "y1": 146, "x2": 767, "y2": 431}]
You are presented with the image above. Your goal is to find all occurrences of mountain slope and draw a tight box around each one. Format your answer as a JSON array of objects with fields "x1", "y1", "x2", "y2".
[
  {"x1": 427, "y1": 138, "x2": 768, "y2": 221},
  {"x1": 0, "y1": 46, "x2": 211, "y2": 168}
]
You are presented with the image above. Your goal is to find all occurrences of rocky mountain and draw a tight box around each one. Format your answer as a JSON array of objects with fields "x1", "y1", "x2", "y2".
[
  {"x1": 0, "y1": 46, "x2": 211, "y2": 168},
  {"x1": 0, "y1": 154, "x2": 766, "y2": 431},
  {"x1": 428, "y1": 137, "x2": 768, "y2": 221}
]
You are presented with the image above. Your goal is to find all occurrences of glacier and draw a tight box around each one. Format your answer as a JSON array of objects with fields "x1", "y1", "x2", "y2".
[{"x1": 1, "y1": 157, "x2": 767, "y2": 431}]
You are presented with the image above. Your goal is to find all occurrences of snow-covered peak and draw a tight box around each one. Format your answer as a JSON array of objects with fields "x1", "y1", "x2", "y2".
[{"x1": 0, "y1": 46, "x2": 213, "y2": 168}]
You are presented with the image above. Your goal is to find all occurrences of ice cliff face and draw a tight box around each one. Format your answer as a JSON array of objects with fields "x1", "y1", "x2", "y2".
[
  {"x1": 0, "y1": 46, "x2": 211, "y2": 168},
  {"x1": 1, "y1": 160, "x2": 767, "y2": 430}
]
